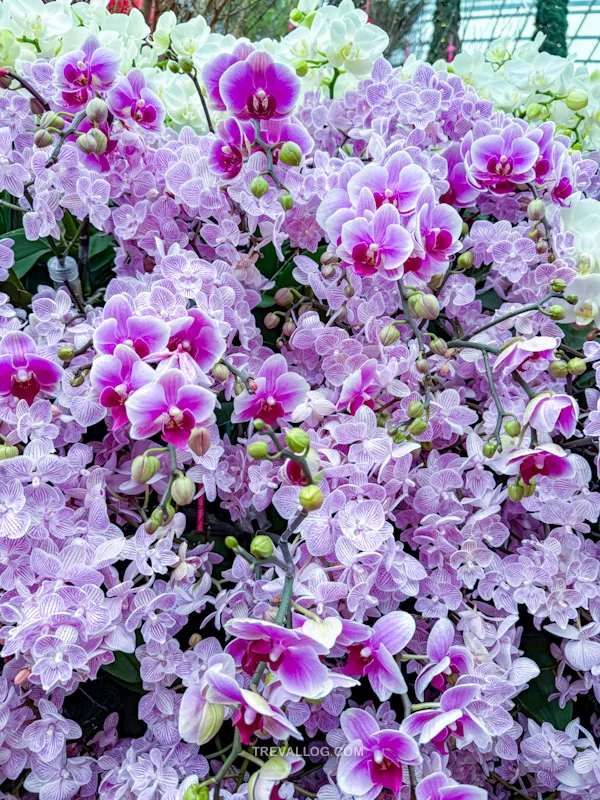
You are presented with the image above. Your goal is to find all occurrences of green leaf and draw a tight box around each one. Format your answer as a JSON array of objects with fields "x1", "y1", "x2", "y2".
[
  {"x1": 3, "y1": 228, "x2": 51, "y2": 279},
  {"x1": 517, "y1": 632, "x2": 573, "y2": 729},
  {"x1": 559, "y1": 323, "x2": 587, "y2": 354},
  {"x1": 0, "y1": 271, "x2": 33, "y2": 309},
  {"x1": 258, "y1": 295, "x2": 276, "y2": 308},
  {"x1": 102, "y1": 651, "x2": 141, "y2": 684},
  {"x1": 479, "y1": 290, "x2": 504, "y2": 311},
  {"x1": 89, "y1": 233, "x2": 115, "y2": 259}
]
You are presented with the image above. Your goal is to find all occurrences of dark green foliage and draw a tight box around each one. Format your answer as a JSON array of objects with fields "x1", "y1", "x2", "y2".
[
  {"x1": 535, "y1": 0, "x2": 569, "y2": 55},
  {"x1": 427, "y1": 0, "x2": 461, "y2": 62}
]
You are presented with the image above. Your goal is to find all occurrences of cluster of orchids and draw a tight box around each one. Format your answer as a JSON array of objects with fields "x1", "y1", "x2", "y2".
[{"x1": 1, "y1": 1, "x2": 600, "y2": 799}]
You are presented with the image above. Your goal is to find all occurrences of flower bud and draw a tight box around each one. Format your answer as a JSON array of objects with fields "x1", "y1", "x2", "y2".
[
  {"x1": 567, "y1": 357, "x2": 586, "y2": 376},
  {"x1": 189, "y1": 633, "x2": 202, "y2": 648},
  {"x1": 565, "y1": 294, "x2": 578, "y2": 305},
  {"x1": 14, "y1": 668, "x2": 31, "y2": 686},
  {"x1": 264, "y1": 312, "x2": 280, "y2": 329},
  {"x1": 131, "y1": 454, "x2": 160, "y2": 483},
  {"x1": 299, "y1": 484, "x2": 323, "y2": 511},
  {"x1": 57, "y1": 345, "x2": 75, "y2": 361},
  {"x1": 282, "y1": 321, "x2": 296, "y2": 337},
  {"x1": 34, "y1": 128, "x2": 54, "y2": 148},
  {"x1": 250, "y1": 176, "x2": 269, "y2": 198},
  {"x1": 248, "y1": 441, "x2": 270, "y2": 459},
  {"x1": 527, "y1": 199, "x2": 546, "y2": 221},
  {"x1": 77, "y1": 129, "x2": 107, "y2": 155},
  {"x1": 290, "y1": 9, "x2": 305, "y2": 23},
  {"x1": 503, "y1": 419, "x2": 521, "y2": 437},
  {"x1": 184, "y1": 786, "x2": 210, "y2": 800},
  {"x1": 536, "y1": 239, "x2": 548, "y2": 255},
  {"x1": 550, "y1": 278, "x2": 567, "y2": 293},
  {"x1": 566, "y1": 89, "x2": 588, "y2": 111},
  {"x1": 178, "y1": 56, "x2": 194, "y2": 74},
  {"x1": 507, "y1": 483, "x2": 524, "y2": 502},
  {"x1": 412, "y1": 294, "x2": 439, "y2": 320},
  {"x1": 407, "y1": 400, "x2": 425, "y2": 418},
  {"x1": 549, "y1": 360, "x2": 569, "y2": 378},
  {"x1": 275, "y1": 288, "x2": 293, "y2": 306},
  {"x1": 344, "y1": 285, "x2": 355, "y2": 299},
  {"x1": 40, "y1": 111, "x2": 65, "y2": 131},
  {"x1": 482, "y1": 441, "x2": 497, "y2": 458},
  {"x1": 430, "y1": 338, "x2": 448, "y2": 356},
  {"x1": 456, "y1": 251, "x2": 474, "y2": 269},
  {"x1": 279, "y1": 141, "x2": 303, "y2": 167},
  {"x1": 321, "y1": 264, "x2": 336, "y2": 279},
  {"x1": 144, "y1": 517, "x2": 160, "y2": 534},
  {"x1": 393, "y1": 430, "x2": 407, "y2": 443},
  {"x1": 407, "y1": 418, "x2": 427, "y2": 436},
  {"x1": 188, "y1": 427, "x2": 211, "y2": 457},
  {"x1": 70, "y1": 374, "x2": 85, "y2": 387},
  {"x1": 547, "y1": 304, "x2": 566, "y2": 321},
  {"x1": 171, "y1": 475, "x2": 196, "y2": 506},
  {"x1": 525, "y1": 102, "x2": 544, "y2": 120},
  {"x1": 279, "y1": 194, "x2": 294, "y2": 210},
  {"x1": 29, "y1": 97, "x2": 45, "y2": 116},
  {"x1": 416, "y1": 358, "x2": 429, "y2": 374},
  {"x1": 285, "y1": 428, "x2": 310, "y2": 453},
  {"x1": 379, "y1": 324, "x2": 400, "y2": 346},
  {"x1": 0, "y1": 445, "x2": 19, "y2": 460},
  {"x1": 168, "y1": 60, "x2": 181, "y2": 73},
  {"x1": 522, "y1": 481, "x2": 536, "y2": 498},
  {"x1": 212, "y1": 363, "x2": 230, "y2": 382},
  {"x1": 225, "y1": 536, "x2": 238, "y2": 549},
  {"x1": 253, "y1": 419, "x2": 266, "y2": 431},
  {"x1": 250, "y1": 535, "x2": 274, "y2": 559},
  {"x1": 86, "y1": 98, "x2": 108, "y2": 124}
]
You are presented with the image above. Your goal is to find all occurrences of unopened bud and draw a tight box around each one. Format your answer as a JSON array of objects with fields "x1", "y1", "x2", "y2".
[
  {"x1": 14, "y1": 668, "x2": 31, "y2": 686},
  {"x1": 456, "y1": 251, "x2": 474, "y2": 269},
  {"x1": 393, "y1": 430, "x2": 407, "y2": 443},
  {"x1": 248, "y1": 441, "x2": 270, "y2": 459},
  {"x1": 171, "y1": 475, "x2": 196, "y2": 505},
  {"x1": 144, "y1": 517, "x2": 160, "y2": 534},
  {"x1": 77, "y1": 129, "x2": 107, "y2": 155},
  {"x1": 188, "y1": 633, "x2": 202, "y2": 648},
  {"x1": 29, "y1": 97, "x2": 45, "y2": 116},
  {"x1": 178, "y1": 56, "x2": 194, "y2": 74},
  {"x1": 407, "y1": 400, "x2": 425, "y2": 419},
  {"x1": 70, "y1": 374, "x2": 85, "y2": 387},
  {"x1": 0, "y1": 445, "x2": 19, "y2": 460},
  {"x1": 290, "y1": 9, "x2": 305, "y2": 23},
  {"x1": 549, "y1": 360, "x2": 569, "y2": 378},
  {"x1": 565, "y1": 294, "x2": 578, "y2": 305},
  {"x1": 299, "y1": 484, "x2": 323, "y2": 511},
  {"x1": 188, "y1": 427, "x2": 211, "y2": 457},
  {"x1": 86, "y1": 97, "x2": 108, "y2": 124},
  {"x1": 566, "y1": 89, "x2": 588, "y2": 111},
  {"x1": 536, "y1": 239, "x2": 548, "y2": 255},
  {"x1": 212, "y1": 363, "x2": 230, "y2": 382},
  {"x1": 131, "y1": 454, "x2": 160, "y2": 484},
  {"x1": 321, "y1": 264, "x2": 336, "y2": 279},
  {"x1": 279, "y1": 142, "x2": 303, "y2": 167},
  {"x1": 282, "y1": 321, "x2": 296, "y2": 337},
  {"x1": 253, "y1": 419, "x2": 266, "y2": 431},
  {"x1": 34, "y1": 128, "x2": 54, "y2": 148},
  {"x1": 40, "y1": 110, "x2": 65, "y2": 131},
  {"x1": 285, "y1": 428, "x2": 310, "y2": 453},
  {"x1": 379, "y1": 324, "x2": 400, "y2": 346},
  {"x1": 416, "y1": 358, "x2": 429, "y2": 374},
  {"x1": 264, "y1": 312, "x2": 280, "y2": 329},
  {"x1": 250, "y1": 176, "x2": 269, "y2": 198},
  {"x1": 507, "y1": 483, "x2": 524, "y2": 502},
  {"x1": 250, "y1": 535, "x2": 274, "y2": 559},
  {"x1": 525, "y1": 102, "x2": 544, "y2": 120},
  {"x1": 482, "y1": 441, "x2": 497, "y2": 458},
  {"x1": 275, "y1": 288, "x2": 293, "y2": 306},
  {"x1": 184, "y1": 786, "x2": 210, "y2": 800},
  {"x1": 567, "y1": 357, "x2": 586, "y2": 376},
  {"x1": 344, "y1": 285, "x2": 355, "y2": 299},
  {"x1": 407, "y1": 418, "x2": 427, "y2": 436},
  {"x1": 522, "y1": 481, "x2": 536, "y2": 498},
  {"x1": 224, "y1": 536, "x2": 238, "y2": 549},
  {"x1": 280, "y1": 193, "x2": 294, "y2": 210},
  {"x1": 527, "y1": 199, "x2": 546, "y2": 221},
  {"x1": 550, "y1": 278, "x2": 567, "y2": 293},
  {"x1": 547, "y1": 304, "x2": 566, "y2": 320},
  {"x1": 503, "y1": 419, "x2": 521, "y2": 437},
  {"x1": 57, "y1": 345, "x2": 75, "y2": 361},
  {"x1": 168, "y1": 60, "x2": 181, "y2": 73},
  {"x1": 411, "y1": 294, "x2": 439, "y2": 320},
  {"x1": 430, "y1": 338, "x2": 448, "y2": 356}
]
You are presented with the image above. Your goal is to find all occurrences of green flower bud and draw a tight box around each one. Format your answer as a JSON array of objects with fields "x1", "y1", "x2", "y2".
[
  {"x1": 171, "y1": 475, "x2": 196, "y2": 506},
  {"x1": 456, "y1": 251, "x2": 474, "y2": 269},
  {"x1": 503, "y1": 419, "x2": 521, "y2": 437},
  {"x1": 250, "y1": 176, "x2": 269, "y2": 198},
  {"x1": 188, "y1": 427, "x2": 211, "y2": 457},
  {"x1": 547, "y1": 304, "x2": 567, "y2": 321},
  {"x1": 407, "y1": 400, "x2": 425, "y2": 419},
  {"x1": 393, "y1": 430, "x2": 407, "y2": 443},
  {"x1": 248, "y1": 441, "x2": 270, "y2": 459},
  {"x1": 184, "y1": 786, "x2": 210, "y2": 800},
  {"x1": 566, "y1": 89, "x2": 588, "y2": 111},
  {"x1": 279, "y1": 194, "x2": 294, "y2": 210},
  {"x1": 70, "y1": 374, "x2": 85, "y2": 388},
  {"x1": 299, "y1": 484, "x2": 323, "y2": 511},
  {"x1": 77, "y1": 128, "x2": 107, "y2": 155},
  {"x1": 550, "y1": 278, "x2": 567, "y2": 293},
  {"x1": 212, "y1": 363, "x2": 230, "y2": 382},
  {"x1": 178, "y1": 56, "x2": 194, "y2": 74},
  {"x1": 527, "y1": 198, "x2": 546, "y2": 221},
  {"x1": 430, "y1": 338, "x2": 449, "y2": 356},
  {"x1": 565, "y1": 294, "x2": 578, "y2": 305},
  {"x1": 225, "y1": 536, "x2": 239, "y2": 549},
  {"x1": 57, "y1": 346, "x2": 75, "y2": 361},
  {"x1": 253, "y1": 419, "x2": 266, "y2": 431},
  {"x1": 278, "y1": 141, "x2": 303, "y2": 167},
  {"x1": 292, "y1": 57, "x2": 308, "y2": 77},
  {"x1": 567, "y1": 357, "x2": 586, "y2": 376},
  {"x1": 407, "y1": 418, "x2": 427, "y2": 436},
  {"x1": 290, "y1": 8, "x2": 305, "y2": 23},
  {"x1": 482, "y1": 441, "x2": 497, "y2": 458},
  {"x1": 85, "y1": 98, "x2": 108, "y2": 124},
  {"x1": 549, "y1": 360, "x2": 569, "y2": 378},
  {"x1": 507, "y1": 483, "x2": 524, "y2": 502},
  {"x1": 285, "y1": 428, "x2": 310, "y2": 453},
  {"x1": 522, "y1": 480, "x2": 536, "y2": 498},
  {"x1": 131, "y1": 454, "x2": 160, "y2": 484},
  {"x1": 411, "y1": 293, "x2": 440, "y2": 320},
  {"x1": 34, "y1": 128, "x2": 54, "y2": 148},
  {"x1": 525, "y1": 102, "x2": 544, "y2": 120},
  {"x1": 40, "y1": 111, "x2": 65, "y2": 131},
  {"x1": 379, "y1": 324, "x2": 400, "y2": 346},
  {"x1": 416, "y1": 358, "x2": 429, "y2": 374},
  {"x1": 0, "y1": 445, "x2": 19, "y2": 461},
  {"x1": 250, "y1": 535, "x2": 274, "y2": 559},
  {"x1": 168, "y1": 60, "x2": 181, "y2": 73}
]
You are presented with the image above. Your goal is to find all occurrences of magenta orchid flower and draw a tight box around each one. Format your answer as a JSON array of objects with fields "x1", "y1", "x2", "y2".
[
  {"x1": 415, "y1": 773, "x2": 487, "y2": 800},
  {"x1": 493, "y1": 336, "x2": 557, "y2": 376},
  {"x1": 343, "y1": 610, "x2": 415, "y2": 700},
  {"x1": 337, "y1": 708, "x2": 421, "y2": 800},
  {"x1": 224, "y1": 618, "x2": 330, "y2": 700},
  {"x1": 203, "y1": 43, "x2": 255, "y2": 110},
  {"x1": 505, "y1": 443, "x2": 573, "y2": 485},
  {"x1": 125, "y1": 369, "x2": 216, "y2": 448},
  {"x1": 107, "y1": 69, "x2": 165, "y2": 132},
  {"x1": 89, "y1": 344, "x2": 155, "y2": 429},
  {"x1": 440, "y1": 143, "x2": 481, "y2": 207},
  {"x1": 464, "y1": 123, "x2": 539, "y2": 191},
  {"x1": 414, "y1": 618, "x2": 474, "y2": 701},
  {"x1": 404, "y1": 187, "x2": 462, "y2": 281},
  {"x1": 167, "y1": 309, "x2": 226, "y2": 372},
  {"x1": 522, "y1": 392, "x2": 579, "y2": 438},
  {"x1": 217, "y1": 50, "x2": 300, "y2": 120},
  {"x1": 54, "y1": 36, "x2": 120, "y2": 110},
  {"x1": 93, "y1": 295, "x2": 170, "y2": 359},
  {"x1": 232, "y1": 354, "x2": 309, "y2": 426},
  {"x1": 209, "y1": 118, "x2": 247, "y2": 179},
  {"x1": 401, "y1": 684, "x2": 490, "y2": 753},
  {"x1": 0, "y1": 331, "x2": 63, "y2": 405},
  {"x1": 346, "y1": 153, "x2": 430, "y2": 214},
  {"x1": 338, "y1": 204, "x2": 414, "y2": 279}
]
